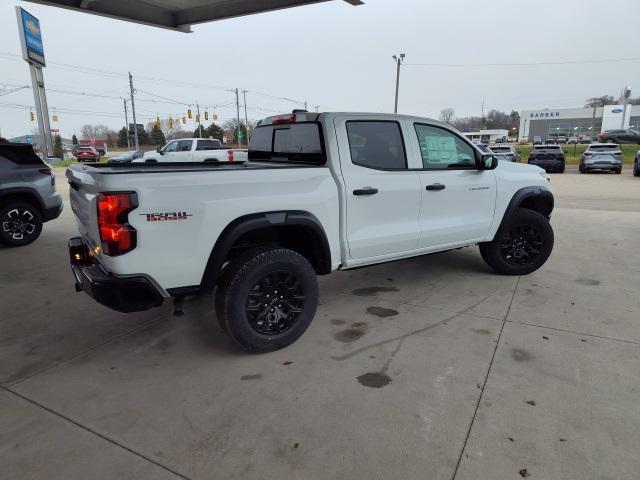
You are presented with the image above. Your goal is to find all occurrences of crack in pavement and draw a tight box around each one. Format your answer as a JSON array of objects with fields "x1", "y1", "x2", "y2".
[
  {"x1": 332, "y1": 292, "x2": 502, "y2": 362},
  {"x1": 1, "y1": 385, "x2": 190, "y2": 479}
]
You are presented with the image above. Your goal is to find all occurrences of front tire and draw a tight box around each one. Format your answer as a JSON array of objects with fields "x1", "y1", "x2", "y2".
[
  {"x1": 633, "y1": 162, "x2": 640, "y2": 177},
  {"x1": 215, "y1": 247, "x2": 319, "y2": 352},
  {"x1": 479, "y1": 208, "x2": 554, "y2": 275},
  {"x1": 0, "y1": 201, "x2": 43, "y2": 247}
]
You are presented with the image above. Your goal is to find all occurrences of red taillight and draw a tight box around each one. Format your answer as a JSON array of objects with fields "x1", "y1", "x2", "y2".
[
  {"x1": 38, "y1": 168, "x2": 52, "y2": 175},
  {"x1": 227, "y1": 149, "x2": 234, "y2": 162},
  {"x1": 272, "y1": 113, "x2": 296, "y2": 124},
  {"x1": 96, "y1": 193, "x2": 137, "y2": 256}
]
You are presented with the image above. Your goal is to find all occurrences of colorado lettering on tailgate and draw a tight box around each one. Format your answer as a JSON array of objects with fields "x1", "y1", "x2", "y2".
[{"x1": 141, "y1": 212, "x2": 193, "y2": 222}]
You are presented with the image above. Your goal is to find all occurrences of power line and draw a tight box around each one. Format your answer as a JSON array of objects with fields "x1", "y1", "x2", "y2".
[{"x1": 405, "y1": 57, "x2": 640, "y2": 67}]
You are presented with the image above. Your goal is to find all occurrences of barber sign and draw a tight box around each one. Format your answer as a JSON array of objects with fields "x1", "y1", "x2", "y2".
[{"x1": 16, "y1": 7, "x2": 45, "y2": 67}]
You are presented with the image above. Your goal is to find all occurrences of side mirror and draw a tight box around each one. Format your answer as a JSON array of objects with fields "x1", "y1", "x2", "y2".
[
  {"x1": 478, "y1": 154, "x2": 498, "y2": 170},
  {"x1": 157, "y1": 146, "x2": 163, "y2": 155}
]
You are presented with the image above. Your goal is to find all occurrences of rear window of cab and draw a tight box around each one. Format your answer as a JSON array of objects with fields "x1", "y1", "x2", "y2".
[{"x1": 249, "y1": 123, "x2": 325, "y2": 164}]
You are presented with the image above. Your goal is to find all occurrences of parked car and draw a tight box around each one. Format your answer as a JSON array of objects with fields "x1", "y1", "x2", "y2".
[
  {"x1": 107, "y1": 150, "x2": 145, "y2": 164},
  {"x1": 544, "y1": 138, "x2": 556, "y2": 145},
  {"x1": 634, "y1": 151, "x2": 640, "y2": 177},
  {"x1": 557, "y1": 135, "x2": 567, "y2": 144},
  {"x1": 134, "y1": 138, "x2": 248, "y2": 163},
  {"x1": 579, "y1": 135, "x2": 592, "y2": 144},
  {"x1": 567, "y1": 137, "x2": 578, "y2": 144},
  {"x1": 528, "y1": 145, "x2": 565, "y2": 173},
  {"x1": 75, "y1": 146, "x2": 99, "y2": 162},
  {"x1": 0, "y1": 143, "x2": 63, "y2": 246},
  {"x1": 490, "y1": 145, "x2": 520, "y2": 162},
  {"x1": 597, "y1": 129, "x2": 640, "y2": 144},
  {"x1": 579, "y1": 143, "x2": 623, "y2": 174},
  {"x1": 532, "y1": 136, "x2": 542, "y2": 145},
  {"x1": 66, "y1": 111, "x2": 554, "y2": 352}
]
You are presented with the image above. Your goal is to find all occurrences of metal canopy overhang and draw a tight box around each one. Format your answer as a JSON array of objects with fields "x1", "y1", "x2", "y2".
[{"x1": 22, "y1": 0, "x2": 364, "y2": 32}]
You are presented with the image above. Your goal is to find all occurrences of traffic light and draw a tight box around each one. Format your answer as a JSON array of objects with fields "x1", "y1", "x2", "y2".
[
  {"x1": 156, "y1": 116, "x2": 161, "y2": 128},
  {"x1": 52, "y1": 114, "x2": 59, "y2": 122},
  {"x1": 212, "y1": 114, "x2": 218, "y2": 121},
  {"x1": 182, "y1": 116, "x2": 186, "y2": 124},
  {"x1": 168, "y1": 117, "x2": 173, "y2": 129},
  {"x1": 30, "y1": 111, "x2": 35, "y2": 121},
  {"x1": 195, "y1": 114, "x2": 200, "y2": 122},
  {"x1": 204, "y1": 111, "x2": 209, "y2": 121},
  {"x1": 187, "y1": 109, "x2": 192, "y2": 119}
]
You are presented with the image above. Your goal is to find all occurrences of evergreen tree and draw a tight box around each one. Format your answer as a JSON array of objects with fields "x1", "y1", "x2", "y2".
[
  {"x1": 117, "y1": 127, "x2": 128, "y2": 147},
  {"x1": 53, "y1": 135, "x2": 63, "y2": 159},
  {"x1": 137, "y1": 126, "x2": 151, "y2": 146},
  {"x1": 150, "y1": 124, "x2": 166, "y2": 146},
  {"x1": 204, "y1": 123, "x2": 225, "y2": 142}
]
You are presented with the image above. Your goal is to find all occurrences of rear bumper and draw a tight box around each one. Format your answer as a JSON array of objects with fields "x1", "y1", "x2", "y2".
[
  {"x1": 43, "y1": 200, "x2": 63, "y2": 222},
  {"x1": 68, "y1": 237, "x2": 164, "y2": 313},
  {"x1": 583, "y1": 162, "x2": 621, "y2": 171},
  {"x1": 528, "y1": 159, "x2": 564, "y2": 171}
]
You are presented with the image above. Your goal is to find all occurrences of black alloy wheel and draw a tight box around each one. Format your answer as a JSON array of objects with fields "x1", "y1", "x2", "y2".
[
  {"x1": 0, "y1": 202, "x2": 43, "y2": 247},
  {"x1": 498, "y1": 224, "x2": 543, "y2": 266},
  {"x1": 246, "y1": 270, "x2": 305, "y2": 335}
]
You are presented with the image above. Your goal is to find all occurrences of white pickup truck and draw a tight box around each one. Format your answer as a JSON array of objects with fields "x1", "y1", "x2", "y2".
[
  {"x1": 134, "y1": 138, "x2": 248, "y2": 163},
  {"x1": 67, "y1": 111, "x2": 554, "y2": 352}
]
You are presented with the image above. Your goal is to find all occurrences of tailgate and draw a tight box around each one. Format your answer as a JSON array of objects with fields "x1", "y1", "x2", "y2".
[{"x1": 66, "y1": 165, "x2": 102, "y2": 252}]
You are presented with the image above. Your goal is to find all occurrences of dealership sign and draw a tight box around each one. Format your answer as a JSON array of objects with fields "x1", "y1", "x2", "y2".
[
  {"x1": 529, "y1": 111, "x2": 560, "y2": 119},
  {"x1": 16, "y1": 7, "x2": 45, "y2": 66}
]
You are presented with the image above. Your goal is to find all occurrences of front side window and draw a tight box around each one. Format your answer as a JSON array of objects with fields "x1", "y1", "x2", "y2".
[
  {"x1": 346, "y1": 121, "x2": 406, "y2": 169},
  {"x1": 163, "y1": 141, "x2": 178, "y2": 153},
  {"x1": 414, "y1": 124, "x2": 475, "y2": 169}
]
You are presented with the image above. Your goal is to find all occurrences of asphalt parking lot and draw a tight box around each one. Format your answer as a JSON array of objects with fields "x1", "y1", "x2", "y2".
[{"x1": 1, "y1": 169, "x2": 639, "y2": 480}]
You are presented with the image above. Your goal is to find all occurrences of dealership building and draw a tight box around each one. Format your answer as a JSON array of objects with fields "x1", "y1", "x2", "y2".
[{"x1": 518, "y1": 104, "x2": 640, "y2": 141}]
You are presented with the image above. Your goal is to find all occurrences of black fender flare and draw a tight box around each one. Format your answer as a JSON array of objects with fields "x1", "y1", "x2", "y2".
[
  {"x1": 200, "y1": 210, "x2": 332, "y2": 289},
  {"x1": 498, "y1": 186, "x2": 554, "y2": 232}
]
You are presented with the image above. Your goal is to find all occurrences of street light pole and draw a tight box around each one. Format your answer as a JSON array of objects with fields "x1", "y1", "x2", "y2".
[
  {"x1": 235, "y1": 88, "x2": 242, "y2": 148},
  {"x1": 392, "y1": 53, "x2": 405, "y2": 114}
]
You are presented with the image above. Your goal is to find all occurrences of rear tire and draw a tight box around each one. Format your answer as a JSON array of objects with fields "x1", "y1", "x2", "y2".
[
  {"x1": 0, "y1": 201, "x2": 43, "y2": 247},
  {"x1": 579, "y1": 163, "x2": 586, "y2": 173},
  {"x1": 633, "y1": 162, "x2": 640, "y2": 177},
  {"x1": 214, "y1": 247, "x2": 319, "y2": 352},
  {"x1": 479, "y1": 208, "x2": 554, "y2": 276}
]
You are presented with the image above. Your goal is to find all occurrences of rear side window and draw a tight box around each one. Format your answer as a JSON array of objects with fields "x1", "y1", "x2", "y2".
[
  {"x1": 346, "y1": 121, "x2": 406, "y2": 169},
  {"x1": 196, "y1": 140, "x2": 220, "y2": 150},
  {"x1": 249, "y1": 123, "x2": 325, "y2": 164},
  {"x1": 0, "y1": 145, "x2": 45, "y2": 165}
]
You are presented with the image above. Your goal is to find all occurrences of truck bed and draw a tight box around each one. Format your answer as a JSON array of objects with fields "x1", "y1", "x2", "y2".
[{"x1": 68, "y1": 161, "x2": 320, "y2": 175}]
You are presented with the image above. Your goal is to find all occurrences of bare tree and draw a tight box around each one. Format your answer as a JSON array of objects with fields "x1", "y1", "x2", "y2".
[
  {"x1": 439, "y1": 108, "x2": 455, "y2": 125},
  {"x1": 584, "y1": 96, "x2": 616, "y2": 108}
]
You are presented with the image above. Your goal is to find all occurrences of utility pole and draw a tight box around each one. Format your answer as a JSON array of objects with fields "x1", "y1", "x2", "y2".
[
  {"x1": 392, "y1": 53, "x2": 405, "y2": 114},
  {"x1": 242, "y1": 90, "x2": 249, "y2": 142},
  {"x1": 235, "y1": 88, "x2": 241, "y2": 148},
  {"x1": 304, "y1": 101, "x2": 308, "y2": 110},
  {"x1": 196, "y1": 102, "x2": 202, "y2": 138},
  {"x1": 620, "y1": 86, "x2": 631, "y2": 129},
  {"x1": 128, "y1": 72, "x2": 139, "y2": 150},
  {"x1": 123, "y1": 98, "x2": 130, "y2": 148}
]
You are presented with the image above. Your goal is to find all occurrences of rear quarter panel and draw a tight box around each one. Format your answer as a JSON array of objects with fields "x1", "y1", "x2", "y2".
[{"x1": 84, "y1": 167, "x2": 340, "y2": 290}]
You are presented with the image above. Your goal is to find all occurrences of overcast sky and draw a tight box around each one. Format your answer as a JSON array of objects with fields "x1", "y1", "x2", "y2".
[{"x1": 1, "y1": 0, "x2": 638, "y2": 139}]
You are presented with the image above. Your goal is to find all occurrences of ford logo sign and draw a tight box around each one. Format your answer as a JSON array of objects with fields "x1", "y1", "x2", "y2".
[{"x1": 611, "y1": 108, "x2": 623, "y2": 113}]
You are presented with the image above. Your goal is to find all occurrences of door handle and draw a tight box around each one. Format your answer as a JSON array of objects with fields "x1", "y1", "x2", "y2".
[
  {"x1": 425, "y1": 183, "x2": 446, "y2": 191},
  {"x1": 353, "y1": 187, "x2": 378, "y2": 196}
]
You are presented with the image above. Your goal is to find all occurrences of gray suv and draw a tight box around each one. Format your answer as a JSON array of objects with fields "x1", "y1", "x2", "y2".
[{"x1": 0, "y1": 143, "x2": 63, "y2": 246}]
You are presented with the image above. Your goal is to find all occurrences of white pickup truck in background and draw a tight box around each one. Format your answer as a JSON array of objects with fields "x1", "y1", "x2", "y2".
[
  {"x1": 134, "y1": 138, "x2": 248, "y2": 163},
  {"x1": 67, "y1": 111, "x2": 554, "y2": 353}
]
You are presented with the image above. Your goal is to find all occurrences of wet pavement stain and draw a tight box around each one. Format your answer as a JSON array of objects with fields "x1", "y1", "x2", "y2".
[
  {"x1": 472, "y1": 328, "x2": 492, "y2": 335},
  {"x1": 575, "y1": 278, "x2": 601, "y2": 286},
  {"x1": 366, "y1": 306, "x2": 399, "y2": 318},
  {"x1": 330, "y1": 319, "x2": 347, "y2": 326},
  {"x1": 352, "y1": 286, "x2": 399, "y2": 297},
  {"x1": 240, "y1": 374, "x2": 263, "y2": 381},
  {"x1": 334, "y1": 322, "x2": 368, "y2": 343},
  {"x1": 356, "y1": 372, "x2": 392, "y2": 388},
  {"x1": 511, "y1": 348, "x2": 534, "y2": 362},
  {"x1": 282, "y1": 361, "x2": 293, "y2": 366}
]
